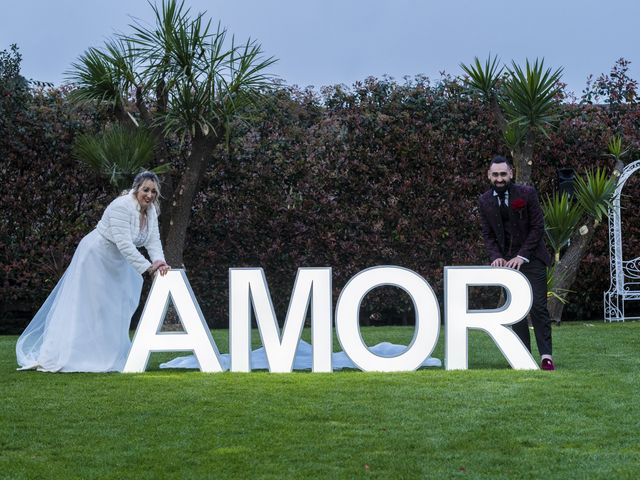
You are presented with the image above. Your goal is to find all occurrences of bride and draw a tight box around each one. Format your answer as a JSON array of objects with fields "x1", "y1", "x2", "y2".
[{"x1": 16, "y1": 171, "x2": 170, "y2": 372}]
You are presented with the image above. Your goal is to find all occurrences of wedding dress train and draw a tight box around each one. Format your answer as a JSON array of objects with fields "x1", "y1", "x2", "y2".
[
  {"x1": 16, "y1": 230, "x2": 144, "y2": 372},
  {"x1": 159, "y1": 339, "x2": 442, "y2": 370}
]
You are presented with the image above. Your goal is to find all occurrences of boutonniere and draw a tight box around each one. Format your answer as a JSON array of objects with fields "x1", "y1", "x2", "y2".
[
  {"x1": 511, "y1": 198, "x2": 526, "y2": 217},
  {"x1": 511, "y1": 198, "x2": 526, "y2": 210}
]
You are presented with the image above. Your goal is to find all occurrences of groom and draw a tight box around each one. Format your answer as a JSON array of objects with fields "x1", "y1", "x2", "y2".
[{"x1": 478, "y1": 156, "x2": 555, "y2": 370}]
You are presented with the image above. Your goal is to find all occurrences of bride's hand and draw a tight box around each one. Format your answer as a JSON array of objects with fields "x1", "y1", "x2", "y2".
[{"x1": 151, "y1": 260, "x2": 170, "y2": 276}]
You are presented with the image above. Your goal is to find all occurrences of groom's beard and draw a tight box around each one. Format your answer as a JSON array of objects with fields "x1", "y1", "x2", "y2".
[{"x1": 491, "y1": 181, "x2": 511, "y2": 195}]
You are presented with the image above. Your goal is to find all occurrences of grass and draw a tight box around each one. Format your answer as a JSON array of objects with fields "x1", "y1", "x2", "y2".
[{"x1": 1, "y1": 323, "x2": 639, "y2": 479}]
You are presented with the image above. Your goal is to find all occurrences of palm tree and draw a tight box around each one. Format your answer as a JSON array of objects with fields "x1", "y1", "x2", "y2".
[
  {"x1": 461, "y1": 56, "x2": 563, "y2": 185},
  {"x1": 546, "y1": 168, "x2": 616, "y2": 322},
  {"x1": 67, "y1": 0, "x2": 276, "y2": 266},
  {"x1": 542, "y1": 169, "x2": 616, "y2": 322}
]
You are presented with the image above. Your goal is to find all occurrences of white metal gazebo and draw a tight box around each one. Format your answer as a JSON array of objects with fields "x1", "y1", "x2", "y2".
[{"x1": 604, "y1": 159, "x2": 640, "y2": 321}]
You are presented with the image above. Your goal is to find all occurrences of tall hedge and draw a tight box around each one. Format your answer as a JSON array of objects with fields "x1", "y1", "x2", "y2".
[
  {"x1": 2, "y1": 76, "x2": 640, "y2": 332},
  {"x1": 0, "y1": 86, "x2": 112, "y2": 331},
  {"x1": 184, "y1": 78, "x2": 640, "y2": 326}
]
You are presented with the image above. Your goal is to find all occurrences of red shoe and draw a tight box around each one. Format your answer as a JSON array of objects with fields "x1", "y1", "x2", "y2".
[{"x1": 541, "y1": 358, "x2": 555, "y2": 371}]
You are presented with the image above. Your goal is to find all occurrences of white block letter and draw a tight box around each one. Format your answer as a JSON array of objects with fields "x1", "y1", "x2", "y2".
[
  {"x1": 123, "y1": 269, "x2": 223, "y2": 373},
  {"x1": 229, "y1": 268, "x2": 332, "y2": 373},
  {"x1": 444, "y1": 267, "x2": 538, "y2": 370},
  {"x1": 335, "y1": 266, "x2": 439, "y2": 372}
]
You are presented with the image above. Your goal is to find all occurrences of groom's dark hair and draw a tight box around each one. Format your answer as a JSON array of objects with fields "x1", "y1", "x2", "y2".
[{"x1": 490, "y1": 155, "x2": 512, "y2": 168}]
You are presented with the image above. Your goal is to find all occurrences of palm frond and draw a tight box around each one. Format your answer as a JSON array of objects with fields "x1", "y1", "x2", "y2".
[
  {"x1": 503, "y1": 122, "x2": 526, "y2": 152},
  {"x1": 574, "y1": 167, "x2": 617, "y2": 223},
  {"x1": 606, "y1": 134, "x2": 630, "y2": 160},
  {"x1": 219, "y1": 38, "x2": 277, "y2": 123},
  {"x1": 66, "y1": 47, "x2": 125, "y2": 108},
  {"x1": 66, "y1": 37, "x2": 140, "y2": 111},
  {"x1": 459, "y1": 55, "x2": 503, "y2": 99},
  {"x1": 72, "y1": 124, "x2": 159, "y2": 190},
  {"x1": 500, "y1": 58, "x2": 563, "y2": 138},
  {"x1": 161, "y1": 78, "x2": 220, "y2": 139},
  {"x1": 542, "y1": 192, "x2": 583, "y2": 255}
]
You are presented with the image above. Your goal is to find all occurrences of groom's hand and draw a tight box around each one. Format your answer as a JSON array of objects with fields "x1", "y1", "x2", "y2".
[
  {"x1": 505, "y1": 257, "x2": 524, "y2": 270},
  {"x1": 491, "y1": 258, "x2": 507, "y2": 267}
]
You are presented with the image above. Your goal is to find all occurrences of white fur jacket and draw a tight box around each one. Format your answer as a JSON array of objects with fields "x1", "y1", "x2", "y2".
[{"x1": 96, "y1": 193, "x2": 165, "y2": 274}]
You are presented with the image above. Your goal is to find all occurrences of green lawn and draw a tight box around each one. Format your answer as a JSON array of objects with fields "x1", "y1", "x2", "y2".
[{"x1": 1, "y1": 323, "x2": 639, "y2": 479}]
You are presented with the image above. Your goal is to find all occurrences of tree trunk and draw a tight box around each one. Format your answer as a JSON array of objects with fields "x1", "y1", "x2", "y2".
[
  {"x1": 163, "y1": 133, "x2": 220, "y2": 267},
  {"x1": 612, "y1": 158, "x2": 625, "y2": 178},
  {"x1": 490, "y1": 96, "x2": 506, "y2": 133},
  {"x1": 548, "y1": 218, "x2": 599, "y2": 322},
  {"x1": 513, "y1": 130, "x2": 534, "y2": 186},
  {"x1": 159, "y1": 174, "x2": 175, "y2": 242},
  {"x1": 134, "y1": 85, "x2": 176, "y2": 242}
]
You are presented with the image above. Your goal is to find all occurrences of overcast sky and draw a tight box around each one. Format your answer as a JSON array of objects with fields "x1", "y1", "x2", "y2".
[{"x1": 2, "y1": 0, "x2": 638, "y2": 97}]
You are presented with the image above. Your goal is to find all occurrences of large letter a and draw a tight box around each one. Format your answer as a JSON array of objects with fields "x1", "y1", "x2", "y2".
[{"x1": 123, "y1": 269, "x2": 223, "y2": 373}]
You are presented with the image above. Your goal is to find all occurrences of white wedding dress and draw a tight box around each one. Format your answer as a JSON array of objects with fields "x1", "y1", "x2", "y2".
[
  {"x1": 16, "y1": 228, "x2": 147, "y2": 372},
  {"x1": 160, "y1": 340, "x2": 442, "y2": 370}
]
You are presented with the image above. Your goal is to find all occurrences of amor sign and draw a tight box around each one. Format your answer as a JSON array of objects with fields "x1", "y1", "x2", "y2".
[{"x1": 123, "y1": 266, "x2": 539, "y2": 373}]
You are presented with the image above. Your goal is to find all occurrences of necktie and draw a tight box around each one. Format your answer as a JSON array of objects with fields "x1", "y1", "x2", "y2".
[
  {"x1": 498, "y1": 192, "x2": 509, "y2": 221},
  {"x1": 497, "y1": 191, "x2": 511, "y2": 255}
]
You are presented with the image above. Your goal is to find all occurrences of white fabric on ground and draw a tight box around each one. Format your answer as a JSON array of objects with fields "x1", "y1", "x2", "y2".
[{"x1": 159, "y1": 339, "x2": 442, "y2": 370}]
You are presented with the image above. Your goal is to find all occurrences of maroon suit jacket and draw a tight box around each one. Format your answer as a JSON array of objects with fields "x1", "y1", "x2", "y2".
[{"x1": 478, "y1": 184, "x2": 551, "y2": 266}]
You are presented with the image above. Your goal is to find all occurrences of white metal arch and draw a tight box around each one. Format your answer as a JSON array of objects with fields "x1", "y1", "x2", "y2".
[{"x1": 604, "y1": 159, "x2": 640, "y2": 321}]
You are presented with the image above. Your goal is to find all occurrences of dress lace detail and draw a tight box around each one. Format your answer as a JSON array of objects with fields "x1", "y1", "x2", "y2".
[{"x1": 133, "y1": 223, "x2": 148, "y2": 247}]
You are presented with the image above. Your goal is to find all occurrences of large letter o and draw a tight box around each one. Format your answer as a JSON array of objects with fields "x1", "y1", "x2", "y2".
[{"x1": 335, "y1": 266, "x2": 440, "y2": 371}]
